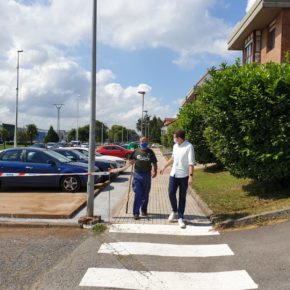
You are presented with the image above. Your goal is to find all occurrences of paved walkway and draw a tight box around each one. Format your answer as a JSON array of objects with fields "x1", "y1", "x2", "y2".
[{"x1": 112, "y1": 149, "x2": 208, "y2": 224}]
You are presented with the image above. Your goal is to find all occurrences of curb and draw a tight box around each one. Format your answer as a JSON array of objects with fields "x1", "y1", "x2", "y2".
[
  {"x1": 0, "y1": 221, "x2": 80, "y2": 228},
  {"x1": 214, "y1": 208, "x2": 290, "y2": 229},
  {"x1": 188, "y1": 186, "x2": 213, "y2": 217}
]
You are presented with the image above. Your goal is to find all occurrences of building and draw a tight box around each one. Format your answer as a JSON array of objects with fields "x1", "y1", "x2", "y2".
[
  {"x1": 228, "y1": 0, "x2": 290, "y2": 64},
  {"x1": 161, "y1": 118, "x2": 176, "y2": 135},
  {"x1": 181, "y1": 71, "x2": 212, "y2": 106}
]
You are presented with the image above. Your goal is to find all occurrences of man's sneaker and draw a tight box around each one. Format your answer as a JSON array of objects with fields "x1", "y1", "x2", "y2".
[
  {"x1": 168, "y1": 211, "x2": 177, "y2": 222},
  {"x1": 133, "y1": 214, "x2": 139, "y2": 220},
  {"x1": 141, "y1": 210, "x2": 147, "y2": 217},
  {"x1": 178, "y1": 218, "x2": 186, "y2": 229}
]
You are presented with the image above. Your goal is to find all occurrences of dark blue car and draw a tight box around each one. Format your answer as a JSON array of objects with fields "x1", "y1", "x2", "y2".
[
  {"x1": 0, "y1": 148, "x2": 102, "y2": 192},
  {"x1": 52, "y1": 148, "x2": 118, "y2": 180}
]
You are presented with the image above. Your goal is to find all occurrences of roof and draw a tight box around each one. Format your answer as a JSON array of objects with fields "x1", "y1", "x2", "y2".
[
  {"x1": 228, "y1": 0, "x2": 290, "y2": 50},
  {"x1": 163, "y1": 118, "x2": 176, "y2": 126}
]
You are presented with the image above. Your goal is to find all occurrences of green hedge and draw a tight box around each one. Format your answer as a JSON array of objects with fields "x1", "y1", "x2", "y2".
[{"x1": 198, "y1": 60, "x2": 290, "y2": 181}]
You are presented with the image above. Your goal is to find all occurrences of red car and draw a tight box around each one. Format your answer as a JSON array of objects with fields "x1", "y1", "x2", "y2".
[{"x1": 96, "y1": 144, "x2": 134, "y2": 159}]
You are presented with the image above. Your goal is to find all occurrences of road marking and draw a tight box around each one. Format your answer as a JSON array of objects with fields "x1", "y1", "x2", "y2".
[
  {"x1": 109, "y1": 223, "x2": 219, "y2": 236},
  {"x1": 79, "y1": 268, "x2": 258, "y2": 289},
  {"x1": 98, "y1": 242, "x2": 234, "y2": 257}
]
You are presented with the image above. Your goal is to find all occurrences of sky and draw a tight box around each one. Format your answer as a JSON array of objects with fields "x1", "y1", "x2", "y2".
[{"x1": 0, "y1": 0, "x2": 256, "y2": 131}]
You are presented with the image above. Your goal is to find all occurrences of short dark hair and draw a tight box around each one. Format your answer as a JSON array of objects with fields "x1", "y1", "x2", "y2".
[{"x1": 174, "y1": 129, "x2": 185, "y2": 139}]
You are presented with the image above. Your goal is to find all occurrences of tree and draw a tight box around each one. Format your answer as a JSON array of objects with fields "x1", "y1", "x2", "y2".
[
  {"x1": 177, "y1": 101, "x2": 217, "y2": 164},
  {"x1": 199, "y1": 60, "x2": 290, "y2": 181},
  {"x1": 26, "y1": 124, "x2": 38, "y2": 145},
  {"x1": 17, "y1": 129, "x2": 28, "y2": 146},
  {"x1": 0, "y1": 127, "x2": 8, "y2": 149},
  {"x1": 45, "y1": 126, "x2": 59, "y2": 143}
]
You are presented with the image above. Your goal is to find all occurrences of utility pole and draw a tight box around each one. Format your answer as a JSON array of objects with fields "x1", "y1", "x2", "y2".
[
  {"x1": 14, "y1": 50, "x2": 23, "y2": 148},
  {"x1": 138, "y1": 91, "x2": 145, "y2": 136},
  {"x1": 53, "y1": 104, "x2": 64, "y2": 139},
  {"x1": 87, "y1": 0, "x2": 97, "y2": 217},
  {"x1": 76, "y1": 95, "x2": 80, "y2": 142}
]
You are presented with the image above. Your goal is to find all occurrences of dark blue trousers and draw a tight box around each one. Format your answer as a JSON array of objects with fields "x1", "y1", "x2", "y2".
[
  {"x1": 132, "y1": 172, "x2": 151, "y2": 215},
  {"x1": 168, "y1": 175, "x2": 189, "y2": 219}
]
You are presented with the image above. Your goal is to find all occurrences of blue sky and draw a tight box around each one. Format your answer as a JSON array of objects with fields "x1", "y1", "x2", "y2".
[{"x1": 0, "y1": 0, "x2": 255, "y2": 131}]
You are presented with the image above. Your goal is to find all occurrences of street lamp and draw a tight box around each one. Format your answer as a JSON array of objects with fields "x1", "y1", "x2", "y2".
[
  {"x1": 14, "y1": 50, "x2": 23, "y2": 148},
  {"x1": 76, "y1": 95, "x2": 80, "y2": 142},
  {"x1": 53, "y1": 104, "x2": 64, "y2": 139},
  {"x1": 143, "y1": 110, "x2": 148, "y2": 137},
  {"x1": 138, "y1": 90, "x2": 145, "y2": 136}
]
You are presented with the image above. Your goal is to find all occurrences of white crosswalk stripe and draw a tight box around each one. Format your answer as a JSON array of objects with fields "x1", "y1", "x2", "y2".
[
  {"x1": 109, "y1": 223, "x2": 219, "y2": 236},
  {"x1": 98, "y1": 242, "x2": 234, "y2": 257},
  {"x1": 79, "y1": 268, "x2": 258, "y2": 290},
  {"x1": 79, "y1": 223, "x2": 258, "y2": 289}
]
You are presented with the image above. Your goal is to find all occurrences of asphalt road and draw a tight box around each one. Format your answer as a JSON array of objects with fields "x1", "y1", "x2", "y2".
[{"x1": 1, "y1": 220, "x2": 289, "y2": 290}]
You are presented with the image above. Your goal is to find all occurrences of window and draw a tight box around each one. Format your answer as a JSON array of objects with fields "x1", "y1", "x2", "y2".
[
  {"x1": 244, "y1": 33, "x2": 253, "y2": 63},
  {"x1": 268, "y1": 21, "x2": 276, "y2": 51},
  {"x1": 0, "y1": 150, "x2": 22, "y2": 162}
]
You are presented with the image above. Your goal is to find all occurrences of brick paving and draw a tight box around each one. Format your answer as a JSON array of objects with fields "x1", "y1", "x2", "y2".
[{"x1": 112, "y1": 148, "x2": 208, "y2": 224}]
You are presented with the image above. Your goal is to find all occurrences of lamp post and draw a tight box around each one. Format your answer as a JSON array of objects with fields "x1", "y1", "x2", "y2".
[
  {"x1": 138, "y1": 91, "x2": 145, "y2": 136},
  {"x1": 76, "y1": 95, "x2": 80, "y2": 142},
  {"x1": 87, "y1": 0, "x2": 97, "y2": 217},
  {"x1": 143, "y1": 110, "x2": 148, "y2": 137},
  {"x1": 53, "y1": 104, "x2": 64, "y2": 139},
  {"x1": 14, "y1": 50, "x2": 23, "y2": 148}
]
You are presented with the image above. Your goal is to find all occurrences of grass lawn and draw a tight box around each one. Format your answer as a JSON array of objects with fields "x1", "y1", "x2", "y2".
[{"x1": 193, "y1": 166, "x2": 290, "y2": 222}]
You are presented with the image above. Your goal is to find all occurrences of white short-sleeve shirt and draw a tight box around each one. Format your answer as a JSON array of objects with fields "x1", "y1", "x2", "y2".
[{"x1": 170, "y1": 140, "x2": 195, "y2": 178}]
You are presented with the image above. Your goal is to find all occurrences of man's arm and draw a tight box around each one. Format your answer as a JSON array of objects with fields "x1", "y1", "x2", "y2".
[
  {"x1": 188, "y1": 145, "x2": 195, "y2": 186},
  {"x1": 160, "y1": 157, "x2": 174, "y2": 175},
  {"x1": 152, "y1": 163, "x2": 158, "y2": 178}
]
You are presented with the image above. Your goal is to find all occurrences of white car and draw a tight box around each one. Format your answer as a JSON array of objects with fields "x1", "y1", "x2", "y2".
[{"x1": 63, "y1": 147, "x2": 126, "y2": 169}]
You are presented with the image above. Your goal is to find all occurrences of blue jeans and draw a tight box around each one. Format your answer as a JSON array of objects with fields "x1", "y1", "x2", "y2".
[
  {"x1": 168, "y1": 175, "x2": 189, "y2": 219},
  {"x1": 132, "y1": 172, "x2": 151, "y2": 215}
]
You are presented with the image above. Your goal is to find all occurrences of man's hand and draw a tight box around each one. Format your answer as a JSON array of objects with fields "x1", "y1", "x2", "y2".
[
  {"x1": 188, "y1": 176, "x2": 193, "y2": 186},
  {"x1": 159, "y1": 167, "x2": 166, "y2": 175},
  {"x1": 152, "y1": 171, "x2": 157, "y2": 178}
]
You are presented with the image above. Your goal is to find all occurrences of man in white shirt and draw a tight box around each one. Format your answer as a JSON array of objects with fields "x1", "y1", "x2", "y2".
[{"x1": 160, "y1": 130, "x2": 195, "y2": 228}]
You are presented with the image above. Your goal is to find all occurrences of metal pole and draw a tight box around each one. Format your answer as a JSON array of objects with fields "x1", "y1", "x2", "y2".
[
  {"x1": 122, "y1": 127, "x2": 123, "y2": 143},
  {"x1": 14, "y1": 50, "x2": 23, "y2": 148},
  {"x1": 76, "y1": 95, "x2": 79, "y2": 142},
  {"x1": 101, "y1": 122, "x2": 103, "y2": 145},
  {"x1": 138, "y1": 91, "x2": 145, "y2": 136},
  {"x1": 127, "y1": 129, "x2": 129, "y2": 142},
  {"x1": 87, "y1": 0, "x2": 97, "y2": 217},
  {"x1": 53, "y1": 104, "x2": 64, "y2": 139}
]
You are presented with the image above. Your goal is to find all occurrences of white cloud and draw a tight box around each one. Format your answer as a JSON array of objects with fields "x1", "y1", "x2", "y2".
[
  {"x1": 0, "y1": 0, "x2": 235, "y2": 132},
  {"x1": 246, "y1": 0, "x2": 256, "y2": 12}
]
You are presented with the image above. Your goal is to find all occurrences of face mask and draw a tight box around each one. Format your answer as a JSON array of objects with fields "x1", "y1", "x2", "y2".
[
  {"x1": 140, "y1": 143, "x2": 148, "y2": 149},
  {"x1": 173, "y1": 138, "x2": 178, "y2": 144}
]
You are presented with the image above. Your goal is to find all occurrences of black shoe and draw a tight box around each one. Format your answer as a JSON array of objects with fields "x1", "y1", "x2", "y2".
[
  {"x1": 133, "y1": 214, "x2": 139, "y2": 220},
  {"x1": 141, "y1": 210, "x2": 147, "y2": 217}
]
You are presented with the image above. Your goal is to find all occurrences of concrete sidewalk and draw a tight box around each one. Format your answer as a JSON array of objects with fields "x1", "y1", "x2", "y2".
[{"x1": 112, "y1": 148, "x2": 209, "y2": 224}]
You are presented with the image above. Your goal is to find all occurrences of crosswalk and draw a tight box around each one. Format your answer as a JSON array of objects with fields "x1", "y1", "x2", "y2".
[{"x1": 79, "y1": 223, "x2": 258, "y2": 289}]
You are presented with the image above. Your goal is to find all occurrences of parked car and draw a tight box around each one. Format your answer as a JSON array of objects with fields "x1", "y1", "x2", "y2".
[
  {"x1": 0, "y1": 148, "x2": 102, "y2": 192},
  {"x1": 31, "y1": 143, "x2": 47, "y2": 148},
  {"x1": 52, "y1": 148, "x2": 118, "y2": 180},
  {"x1": 46, "y1": 142, "x2": 57, "y2": 149},
  {"x1": 69, "y1": 147, "x2": 126, "y2": 169},
  {"x1": 97, "y1": 144, "x2": 134, "y2": 159}
]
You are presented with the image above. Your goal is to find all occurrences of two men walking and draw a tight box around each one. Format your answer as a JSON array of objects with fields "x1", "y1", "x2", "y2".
[{"x1": 119, "y1": 130, "x2": 194, "y2": 228}]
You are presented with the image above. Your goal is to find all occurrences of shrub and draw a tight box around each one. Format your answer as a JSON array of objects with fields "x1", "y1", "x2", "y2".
[{"x1": 199, "y1": 60, "x2": 290, "y2": 181}]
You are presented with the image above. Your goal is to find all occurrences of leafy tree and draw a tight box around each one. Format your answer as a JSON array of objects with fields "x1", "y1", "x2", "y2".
[
  {"x1": 177, "y1": 101, "x2": 217, "y2": 164},
  {"x1": 0, "y1": 127, "x2": 8, "y2": 149},
  {"x1": 17, "y1": 129, "x2": 28, "y2": 146},
  {"x1": 199, "y1": 60, "x2": 290, "y2": 181},
  {"x1": 26, "y1": 124, "x2": 38, "y2": 145},
  {"x1": 45, "y1": 126, "x2": 59, "y2": 143}
]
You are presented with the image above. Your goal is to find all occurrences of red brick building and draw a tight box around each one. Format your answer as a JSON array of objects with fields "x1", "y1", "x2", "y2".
[{"x1": 228, "y1": 0, "x2": 290, "y2": 64}]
